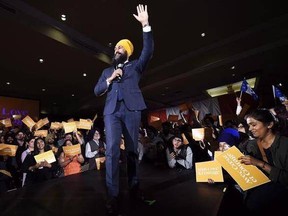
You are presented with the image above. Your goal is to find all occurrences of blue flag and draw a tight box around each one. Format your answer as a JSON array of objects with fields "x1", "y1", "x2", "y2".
[
  {"x1": 272, "y1": 85, "x2": 287, "y2": 102},
  {"x1": 240, "y1": 79, "x2": 258, "y2": 100}
]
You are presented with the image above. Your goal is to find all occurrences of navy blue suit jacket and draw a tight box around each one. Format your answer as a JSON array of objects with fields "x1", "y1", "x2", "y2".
[{"x1": 94, "y1": 31, "x2": 154, "y2": 115}]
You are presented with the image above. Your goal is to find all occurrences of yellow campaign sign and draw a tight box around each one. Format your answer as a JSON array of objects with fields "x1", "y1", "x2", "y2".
[
  {"x1": 192, "y1": 128, "x2": 205, "y2": 141},
  {"x1": 22, "y1": 115, "x2": 36, "y2": 129},
  {"x1": 0, "y1": 170, "x2": 12, "y2": 178},
  {"x1": 77, "y1": 118, "x2": 93, "y2": 130},
  {"x1": 34, "y1": 150, "x2": 56, "y2": 164},
  {"x1": 35, "y1": 118, "x2": 48, "y2": 130},
  {"x1": 0, "y1": 118, "x2": 12, "y2": 127},
  {"x1": 34, "y1": 119, "x2": 43, "y2": 130},
  {"x1": 63, "y1": 144, "x2": 81, "y2": 157},
  {"x1": 214, "y1": 151, "x2": 223, "y2": 160},
  {"x1": 0, "y1": 144, "x2": 18, "y2": 156},
  {"x1": 95, "y1": 157, "x2": 106, "y2": 170},
  {"x1": 215, "y1": 146, "x2": 271, "y2": 191},
  {"x1": 50, "y1": 122, "x2": 62, "y2": 130},
  {"x1": 34, "y1": 117, "x2": 49, "y2": 130},
  {"x1": 62, "y1": 122, "x2": 77, "y2": 134},
  {"x1": 34, "y1": 130, "x2": 48, "y2": 137},
  {"x1": 41, "y1": 117, "x2": 49, "y2": 126},
  {"x1": 92, "y1": 113, "x2": 98, "y2": 123},
  {"x1": 218, "y1": 115, "x2": 223, "y2": 126},
  {"x1": 181, "y1": 133, "x2": 189, "y2": 145},
  {"x1": 195, "y1": 160, "x2": 224, "y2": 182}
]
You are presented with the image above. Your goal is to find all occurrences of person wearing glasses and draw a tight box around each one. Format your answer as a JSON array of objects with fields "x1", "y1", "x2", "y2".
[
  {"x1": 166, "y1": 135, "x2": 193, "y2": 169},
  {"x1": 85, "y1": 128, "x2": 106, "y2": 170}
]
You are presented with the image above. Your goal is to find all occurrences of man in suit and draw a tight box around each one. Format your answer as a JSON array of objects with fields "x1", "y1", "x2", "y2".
[{"x1": 94, "y1": 4, "x2": 154, "y2": 215}]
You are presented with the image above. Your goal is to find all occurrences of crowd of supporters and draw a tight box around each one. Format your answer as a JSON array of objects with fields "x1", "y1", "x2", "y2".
[{"x1": 1, "y1": 100, "x2": 288, "y2": 215}]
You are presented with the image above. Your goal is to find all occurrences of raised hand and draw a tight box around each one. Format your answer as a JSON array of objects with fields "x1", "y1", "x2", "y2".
[{"x1": 133, "y1": 4, "x2": 149, "y2": 26}]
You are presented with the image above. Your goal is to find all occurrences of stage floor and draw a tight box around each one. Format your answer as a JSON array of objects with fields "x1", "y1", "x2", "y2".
[{"x1": 0, "y1": 162, "x2": 230, "y2": 216}]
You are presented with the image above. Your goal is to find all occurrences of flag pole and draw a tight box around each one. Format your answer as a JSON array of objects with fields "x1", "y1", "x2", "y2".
[
  {"x1": 239, "y1": 77, "x2": 245, "y2": 100},
  {"x1": 272, "y1": 85, "x2": 277, "y2": 106}
]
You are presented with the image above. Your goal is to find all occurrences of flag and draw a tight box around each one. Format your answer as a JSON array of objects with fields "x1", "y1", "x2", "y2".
[
  {"x1": 272, "y1": 85, "x2": 287, "y2": 103},
  {"x1": 240, "y1": 79, "x2": 258, "y2": 100}
]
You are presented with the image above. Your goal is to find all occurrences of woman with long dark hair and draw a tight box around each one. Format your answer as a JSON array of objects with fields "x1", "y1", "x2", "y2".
[
  {"x1": 21, "y1": 137, "x2": 56, "y2": 186},
  {"x1": 238, "y1": 109, "x2": 288, "y2": 214}
]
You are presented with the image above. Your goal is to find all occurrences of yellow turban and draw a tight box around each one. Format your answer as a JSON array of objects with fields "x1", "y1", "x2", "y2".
[{"x1": 116, "y1": 39, "x2": 134, "y2": 57}]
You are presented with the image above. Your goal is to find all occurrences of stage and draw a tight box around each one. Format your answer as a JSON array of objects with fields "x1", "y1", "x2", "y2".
[{"x1": 0, "y1": 162, "x2": 236, "y2": 216}]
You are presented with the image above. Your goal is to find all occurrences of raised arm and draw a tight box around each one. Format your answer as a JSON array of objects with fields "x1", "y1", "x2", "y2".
[{"x1": 133, "y1": 4, "x2": 149, "y2": 27}]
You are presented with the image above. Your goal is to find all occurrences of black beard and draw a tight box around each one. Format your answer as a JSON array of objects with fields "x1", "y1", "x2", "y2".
[{"x1": 112, "y1": 52, "x2": 128, "y2": 68}]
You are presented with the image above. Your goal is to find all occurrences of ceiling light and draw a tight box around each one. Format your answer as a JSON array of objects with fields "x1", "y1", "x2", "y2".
[
  {"x1": 41, "y1": 110, "x2": 48, "y2": 114},
  {"x1": 201, "y1": 33, "x2": 205, "y2": 37},
  {"x1": 6, "y1": 82, "x2": 10, "y2": 85},
  {"x1": 150, "y1": 116, "x2": 160, "y2": 121},
  {"x1": 231, "y1": 66, "x2": 235, "y2": 70},
  {"x1": 39, "y1": 58, "x2": 44, "y2": 63},
  {"x1": 61, "y1": 14, "x2": 66, "y2": 21},
  {"x1": 206, "y1": 77, "x2": 257, "y2": 97},
  {"x1": 42, "y1": 88, "x2": 46, "y2": 91},
  {"x1": 83, "y1": 73, "x2": 87, "y2": 77},
  {"x1": 72, "y1": 94, "x2": 75, "y2": 97}
]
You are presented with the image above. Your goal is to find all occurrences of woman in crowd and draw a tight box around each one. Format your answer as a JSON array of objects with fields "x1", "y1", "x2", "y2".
[
  {"x1": 58, "y1": 139, "x2": 84, "y2": 176},
  {"x1": 21, "y1": 137, "x2": 35, "y2": 186},
  {"x1": 166, "y1": 134, "x2": 193, "y2": 170},
  {"x1": 238, "y1": 108, "x2": 288, "y2": 214},
  {"x1": 21, "y1": 137, "x2": 56, "y2": 186}
]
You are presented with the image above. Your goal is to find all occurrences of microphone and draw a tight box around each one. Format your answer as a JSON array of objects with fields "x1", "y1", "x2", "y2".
[{"x1": 114, "y1": 63, "x2": 124, "y2": 82}]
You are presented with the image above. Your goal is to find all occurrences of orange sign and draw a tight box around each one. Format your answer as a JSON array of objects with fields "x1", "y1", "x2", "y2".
[
  {"x1": 0, "y1": 118, "x2": 12, "y2": 127},
  {"x1": 181, "y1": 133, "x2": 189, "y2": 145},
  {"x1": 195, "y1": 160, "x2": 224, "y2": 182},
  {"x1": 63, "y1": 144, "x2": 81, "y2": 157},
  {"x1": 214, "y1": 151, "x2": 223, "y2": 160},
  {"x1": 192, "y1": 128, "x2": 205, "y2": 141},
  {"x1": 0, "y1": 144, "x2": 18, "y2": 156},
  {"x1": 34, "y1": 130, "x2": 48, "y2": 137},
  {"x1": 215, "y1": 146, "x2": 270, "y2": 191},
  {"x1": 22, "y1": 115, "x2": 36, "y2": 129},
  {"x1": 34, "y1": 150, "x2": 56, "y2": 164},
  {"x1": 95, "y1": 157, "x2": 106, "y2": 170},
  {"x1": 77, "y1": 119, "x2": 93, "y2": 130},
  {"x1": 34, "y1": 118, "x2": 49, "y2": 130},
  {"x1": 62, "y1": 122, "x2": 77, "y2": 134},
  {"x1": 50, "y1": 122, "x2": 62, "y2": 130}
]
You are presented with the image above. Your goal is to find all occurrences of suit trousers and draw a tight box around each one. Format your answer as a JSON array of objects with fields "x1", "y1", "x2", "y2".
[{"x1": 104, "y1": 100, "x2": 141, "y2": 198}]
